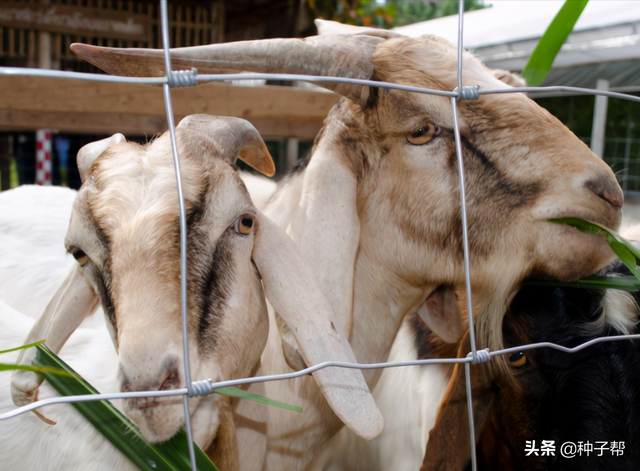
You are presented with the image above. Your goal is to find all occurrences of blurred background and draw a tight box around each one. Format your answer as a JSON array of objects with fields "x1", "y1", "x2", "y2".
[{"x1": 0, "y1": 0, "x2": 638, "y2": 213}]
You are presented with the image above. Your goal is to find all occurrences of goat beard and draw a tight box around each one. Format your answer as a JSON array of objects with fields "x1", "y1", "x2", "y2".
[{"x1": 190, "y1": 394, "x2": 224, "y2": 451}]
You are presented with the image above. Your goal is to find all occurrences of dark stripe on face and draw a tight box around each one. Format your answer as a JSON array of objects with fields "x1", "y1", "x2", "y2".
[
  {"x1": 197, "y1": 236, "x2": 234, "y2": 352},
  {"x1": 89, "y1": 264, "x2": 117, "y2": 338},
  {"x1": 458, "y1": 136, "x2": 541, "y2": 211},
  {"x1": 182, "y1": 184, "x2": 235, "y2": 353},
  {"x1": 86, "y1": 202, "x2": 117, "y2": 337}
]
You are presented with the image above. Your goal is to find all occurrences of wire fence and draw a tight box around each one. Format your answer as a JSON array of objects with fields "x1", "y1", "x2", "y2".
[{"x1": 2, "y1": 1, "x2": 640, "y2": 470}]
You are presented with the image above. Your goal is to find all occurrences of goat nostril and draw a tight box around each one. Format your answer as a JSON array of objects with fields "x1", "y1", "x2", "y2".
[
  {"x1": 159, "y1": 368, "x2": 181, "y2": 391},
  {"x1": 586, "y1": 178, "x2": 623, "y2": 209}
]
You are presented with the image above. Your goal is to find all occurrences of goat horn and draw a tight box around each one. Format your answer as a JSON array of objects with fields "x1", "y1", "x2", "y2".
[
  {"x1": 177, "y1": 114, "x2": 275, "y2": 177},
  {"x1": 77, "y1": 133, "x2": 126, "y2": 182},
  {"x1": 70, "y1": 35, "x2": 384, "y2": 105}
]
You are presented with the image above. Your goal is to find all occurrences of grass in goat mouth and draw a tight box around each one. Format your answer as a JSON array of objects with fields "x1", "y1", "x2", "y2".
[
  {"x1": 2, "y1": 343, "x2": 302, "y2": 470},
  {"x1": 528, "y1": 218, "x2": 640, "y2": 292}
]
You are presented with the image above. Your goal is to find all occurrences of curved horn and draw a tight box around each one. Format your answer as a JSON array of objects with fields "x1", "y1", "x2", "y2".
[
  {"x1": 177, "y1": 115, "x2": 275, "y2": 177},
  {"x1": 70, "y1": 35, "x2": 384, "y2": 105},
  {"x1": 77, "y1": 133, "x2": 126, "y2": 182}
]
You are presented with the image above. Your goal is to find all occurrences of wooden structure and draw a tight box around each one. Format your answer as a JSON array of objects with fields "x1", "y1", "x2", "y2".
[
  {"x1": 0, "y1": 0, "x2": 328, "y2": 138},
  {"x1": 0, "y1": 75, "x2": 338, "y2": 139}
]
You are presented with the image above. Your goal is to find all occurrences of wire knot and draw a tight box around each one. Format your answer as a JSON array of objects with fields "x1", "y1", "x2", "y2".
[
  {"x1": 188, "y1": 379, "x2": 213, "y2": 397},
  {"x1": 167, "y1": 68, "x2": 198, "y2": 88},
  {"x1": 466, "y1": 349, "x2": 491, "y2": 365},
  {"x1": 455, "y1": 85, "x2": 480, "y2": 101}
]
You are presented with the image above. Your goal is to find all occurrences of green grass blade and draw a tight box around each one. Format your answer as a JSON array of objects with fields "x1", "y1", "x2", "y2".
[
  {"x1": 0, "y1": 363, "x2": 73, "y2": 376},
  {"x1": 0, "y1": 339, "x2": 45, "y2": 355},
  {"x1": 551, "y1": 218, "x2": 640, "y2": 284},
  {"x1": 214, "y1": 386, "x2": 303, "y2": 413},
  {"x1": 522, "y1": 0, "x2": 589, "y2": 86},
  {"x1": 34, "y1": 345, "x2": 219, "y2": 471}
]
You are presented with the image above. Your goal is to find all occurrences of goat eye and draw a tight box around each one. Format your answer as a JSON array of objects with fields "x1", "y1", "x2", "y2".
[
  {"x1": 233, "y1": 215, "x2": 254, "y2": 235},
  {"x1": 72, "y1": 249, "x2": 89, "y2": 266},
  {"x1": 406, "y1": 123, "x2": 439, "y2": 145},
  {"x1": 508, "y1": 352, "x2": 527, "y2": 368}
]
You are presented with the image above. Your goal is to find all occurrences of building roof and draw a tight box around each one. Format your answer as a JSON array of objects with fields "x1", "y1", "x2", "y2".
[{"x1": 393, "y1": 1, "x2": 640, "y2": 90}]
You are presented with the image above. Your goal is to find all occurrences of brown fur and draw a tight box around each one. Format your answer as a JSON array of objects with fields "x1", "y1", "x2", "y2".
[
  {"x1": 71, "y1": 30, "x2": 624, "y2": 470},
  {"x1": 206, "y1": 397, "x2": 240, "y2": 471}
]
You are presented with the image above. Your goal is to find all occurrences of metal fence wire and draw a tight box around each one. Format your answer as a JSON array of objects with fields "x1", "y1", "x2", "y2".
[{"x1": 3, "y1": 1, "x2": 640, "y2": 470}]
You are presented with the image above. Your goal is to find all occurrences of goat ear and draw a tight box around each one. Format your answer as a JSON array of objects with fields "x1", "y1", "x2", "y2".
[
  {"x1": 11, "y1": 264, "x2": 100, "y2": 407},
  {"x1": 251, "y1": 211, "x2": 384, "y2": 440},
  {"x1": 420, "y1": 332, "x2": 495, "y2": 471},
  {"x1": 287, "y1": 145, "x2": 359, "y2": 342},
  {"x1": 491, "y1": 69, "x2": 526, "y2": 88},
  {"x1": 77, "y1": 133, "x2": 126, "y2": 182},
  {"x1": 177, "y1": 115, "x2": 275, "y2": 177},
  {"x1": 418, "y1": 285, "x2": 463, "y2": 344}
]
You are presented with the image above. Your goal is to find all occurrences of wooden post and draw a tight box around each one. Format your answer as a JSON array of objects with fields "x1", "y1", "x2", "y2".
[{"x1": 38, "y1": 0, "x2": 52, "y2": 70}]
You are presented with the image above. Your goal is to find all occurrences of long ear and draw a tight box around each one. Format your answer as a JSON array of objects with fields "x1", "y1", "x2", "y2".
[
  {"x1": 272, "y1": 137, "x2": 359, "y2": 372},
  {"x1": 177, "y1": 114, "x2": 275, "y2": 177},
  {"x1": 11, "y1": 264, "x2": 99, "y2": 407},
  {"x1": 77, "y1": 133, "x2": 126, "y2": 182},
  {"x1": 418, "y1": 285, "x2": 463, "y2": 344},
  {"x1": 287, "y1": 141, "x2": 359, "y2": 342},
  {"x1": 251, "y1": 211, "x2": 384, "y2": 440},
  {"x1": 421, "y1": 332, "x2": 495, "y2": 471},
  {"x1": 490, "y1": 68, "x2": 526, "y2": 88}
]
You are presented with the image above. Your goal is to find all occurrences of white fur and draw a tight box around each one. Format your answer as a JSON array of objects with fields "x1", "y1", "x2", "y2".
[
  {"x1": 0, "y1": 300, "x2": 130, "y2": 470},
  {"x1": 308, "y1": 320, "x2": 451, "y2": 471},
  {"x1": 0, "y1": 170, "x2": 277, "y2": 468}
]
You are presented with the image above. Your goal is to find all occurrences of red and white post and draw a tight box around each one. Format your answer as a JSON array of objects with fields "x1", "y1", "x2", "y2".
[{"x1": 36, "y1": 129, "x2": 52, "y2": 185}]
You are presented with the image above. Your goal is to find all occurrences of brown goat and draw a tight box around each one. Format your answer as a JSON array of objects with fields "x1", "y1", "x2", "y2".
[{"x1": 61, "y1": 25, "x2": 623, "y2": 470}]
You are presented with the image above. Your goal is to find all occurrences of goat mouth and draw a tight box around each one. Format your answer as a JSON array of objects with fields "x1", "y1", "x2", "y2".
[
  {"x1": 544, "y1": 211, "x2": 620, "y2": 233},
  {"x1": 129, "y1": 397, "x2": 184, "y2": 410}
]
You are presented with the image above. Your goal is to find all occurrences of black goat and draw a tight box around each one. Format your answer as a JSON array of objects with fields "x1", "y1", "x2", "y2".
[{"x1": 422, "y1": 261, "x2": 640, "y2": 471}]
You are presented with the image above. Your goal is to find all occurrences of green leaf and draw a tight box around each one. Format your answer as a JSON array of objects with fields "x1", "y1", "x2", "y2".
[
  {"x1": 522, "y1": 0, "x2": 589, "y2": 86},
  {"x1": 214, "y1": 387, "x2": 303, "y2": 413},
  {"x1": 0, "y1": 339, "x2": 45, "y2": 355},
  {"x1": 34, "y1": 345, "x2": 219, "y2": 471},
  {"x1": 550, "y1": 218, "x2": 640, "y2": 284},
  {"x1": 0, "y1": 363, "x2": 73, "y2": 376}
]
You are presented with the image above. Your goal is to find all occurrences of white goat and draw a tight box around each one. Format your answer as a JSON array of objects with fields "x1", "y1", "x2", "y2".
[
  {"x1": 49, "y1": 24, "x2": 625, "y2": 469},
  {"x1": 0, "y1": 300, "x2": 132, "y2": 470},
  {"x1": 8, "y1": 115, "x2": 380, "y2": 469},
  {"x1": 0, "y1": 174, "x2": 276, "y2": 470}
]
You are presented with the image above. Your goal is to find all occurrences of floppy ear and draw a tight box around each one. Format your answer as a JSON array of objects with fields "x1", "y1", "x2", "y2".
[
  {"x1": 288, "y1": 142, "x2": 360, "y2": 341},
  {"x1": 274, "y1": 143, "x2": 360, "y2": 371},
  {"x1": 421, "y1": 332, "x2": 495, "y2": 471},
  {"x1": 11, "y1": 264, "x2": 100, "y2": 407},
  {"x1": 418, "y1": 285, "x2": 463, "y2": 344},
  {"x1": 77, "y1": 133, "x2": 126, "y2": 182},
  {"x1": 490, "y1": 69, "x2": 526, "y2": 88},
  {"x1": 251, "y1": 211, "x2": 384, "y2": 440}
]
